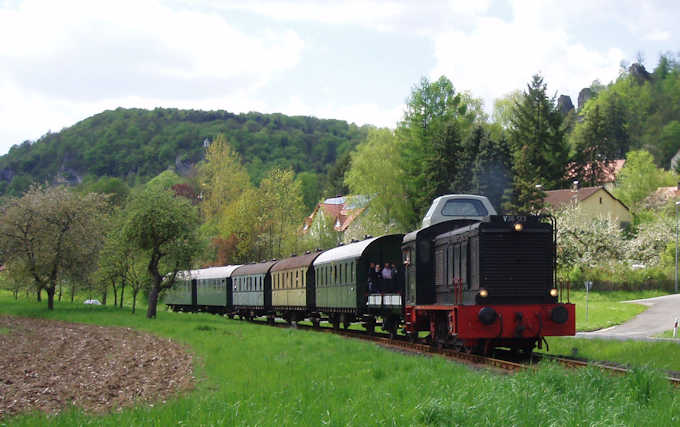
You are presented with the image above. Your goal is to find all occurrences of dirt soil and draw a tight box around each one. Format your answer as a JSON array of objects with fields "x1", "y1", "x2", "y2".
[{"x1": 0, "y1": 315, "x2": 193, "y2": 419}]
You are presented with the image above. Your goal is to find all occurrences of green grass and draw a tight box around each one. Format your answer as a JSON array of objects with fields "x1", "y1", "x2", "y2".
[
  {"x1": 568, "y1": 290, "x2": 668, "y2": 331},
  {"x1": 544, "y1": 337, "x2": 680, "y2": 371},
  {"x1": 1, "y1": 295, "x2": 680, "y2": 425},
  {"x1": 657, "y1": 330, "x2": 680, "y2": 339}
]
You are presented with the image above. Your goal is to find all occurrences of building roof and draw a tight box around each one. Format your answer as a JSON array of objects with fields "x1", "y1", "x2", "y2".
[
  {"x1": 643, "y1": 185, "x2": 680, "y2": 208},
  {"x1": 303, "y1": 195, "x2": 369, "y2": 233},
  {"x1": 564, "y1": 159, "x2": 625, "y2": 183},
  {"x1": 543, "y1": 186, "x2": 629, "y2": 211}
]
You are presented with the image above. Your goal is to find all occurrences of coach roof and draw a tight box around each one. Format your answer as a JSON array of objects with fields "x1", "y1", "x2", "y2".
[
  {"x1": 271, "y1": 251, "x2": 323, "y2": 272},
  {"x1": 314, "y1": 234, "x2": 403, "y2": 265},
  {"x1": 232, "y1": 260, "x2": 278, "y2": 276}
]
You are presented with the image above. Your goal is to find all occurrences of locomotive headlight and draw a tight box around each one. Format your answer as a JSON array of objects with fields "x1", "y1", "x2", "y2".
[
  {"x1": 514, "y1": 223, "x2": 523, "y2": 232},
  {"x1": 549, "y1": 288, "x2": 559, "y2": 297},
  {"x1": 479, "y1": 288, "x2": 488, "y2": 298}
]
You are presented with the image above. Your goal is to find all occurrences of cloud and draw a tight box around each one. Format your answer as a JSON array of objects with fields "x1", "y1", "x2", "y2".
[
  {"x1": 0, "y1": 0, "x2": 305, "y2": 153},
  {"x1": 430, "y1": 2, "x2": 628, "y2": 112},
  {"x1": 644, "y1": 30, "x2": 671, "y2": 42},
  {"x1": 281, "y1": 95, "x2": 402, "y2": 129}
]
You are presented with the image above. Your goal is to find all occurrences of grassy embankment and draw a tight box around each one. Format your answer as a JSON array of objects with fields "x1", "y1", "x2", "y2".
[{"x1": 1, "y1": 293, "x2": 680, "y2": 425}]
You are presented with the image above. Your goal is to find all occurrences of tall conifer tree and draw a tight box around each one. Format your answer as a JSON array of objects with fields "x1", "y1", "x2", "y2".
[{"x1": 505, "y1": 74, "x2": 568, "y2": 212}]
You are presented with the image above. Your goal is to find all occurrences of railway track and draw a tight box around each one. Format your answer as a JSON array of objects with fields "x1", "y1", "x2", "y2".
[{"x1": 261, "y1": 317, "x2": 680, "y2": 386}]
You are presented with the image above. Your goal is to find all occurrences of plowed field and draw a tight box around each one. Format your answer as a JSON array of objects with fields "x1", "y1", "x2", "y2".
[{"x1": 0, "y1": 315, "x2": 193, "y2": 419}]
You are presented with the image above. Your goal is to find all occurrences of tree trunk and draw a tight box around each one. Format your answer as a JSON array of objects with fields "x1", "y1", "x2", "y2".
[
  {"x1": 13, "y1": 289, "x2": 18, "y2": 299},
  {"x1": 101, "y1": 287, "x2": 107, "y2": 305},
  {"x1": 36, "y1": 288, "x2": 41, "y2": 302},
  {"x1": 70, "y1": 284, "x2": 75, "y2": 302},
  {"x1": 146, "y1": 285, "x2": 160, "y2": 318},
  {"x1": 111, "y1": 280, "x2": 118, "y2": 307},
  {"x1": 58, "y1": 283, "x2": 62, "y2": 302},
  {"x1": 120, "y1": 278, "x2": 125, "y2": 308},
  {"x1": 47, "y1": 287, "x2": 55, "y2": 310},
  {"x1": 132, "y1": 290, "x2": 138, "y2": 314}
]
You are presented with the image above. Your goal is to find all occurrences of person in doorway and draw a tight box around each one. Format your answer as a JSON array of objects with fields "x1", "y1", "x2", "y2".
[
  {"x1": 368, "y1": 262, "x2": 377, "y2": 293},
  {"x1": 381, "y1": 263, "x2": 393, "y2": 292}
]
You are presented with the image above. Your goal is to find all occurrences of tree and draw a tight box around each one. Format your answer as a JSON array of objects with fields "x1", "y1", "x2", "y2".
[
  {"x1": 324, "y1": 151, "x2": 351, "y2": 197},
  {"x1": 345, "y1": 128, "x2": 408, "y2": 230},
  {"x1": 122, "y1": 187, "x2": 201, "y2": 318},
  {"x1": 198, "y1": 134, "x2": 252, "y2": 224},
  {"x1": 505, "y1": 74, "x2": 568, "y2": 212},
  {"x1": 614, "y1": 150, "x2": 677, "y2": 210},
  {"x1": 0, "y1": 186, "x2": 109, "y2": 310},
  {"x1": 569, "y1": 104, "x2": 619, "y2": 187},
  {"x1": 98, "y1": 214, "x2": 151, "y2": 313},
  {"x1": 257, "y1": 168, "x2": 305, "y2": 259},
  {"x1": 397, "y1": 76, "x2": 482, "y2": 227},
  {"x1": 295, "y1": 171, "x2": 321, "y2": 213}
]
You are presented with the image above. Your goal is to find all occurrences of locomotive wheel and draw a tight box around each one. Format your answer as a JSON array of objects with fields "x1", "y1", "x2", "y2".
[
  {"x1": 311, "y1": 318, "x2": 320, "y2": 328},
  {"x1": 407, "y1": 332, "x2": 418, "y2": 344},
  {"x1": 366, "y1": 324, "x2": 375, "y2": 335}
]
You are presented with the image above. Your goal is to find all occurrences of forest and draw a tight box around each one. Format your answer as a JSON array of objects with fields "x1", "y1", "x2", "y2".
[
  {"x1": 0, "y1": 108, "x2": 369, "y2": 208},
  {"x1": 2, "y1": 53, "x2": 680, "y2": 315}
]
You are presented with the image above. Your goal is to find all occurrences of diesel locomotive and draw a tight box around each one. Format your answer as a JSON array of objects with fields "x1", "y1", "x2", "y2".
[{"x1": 164, "y1": 194, "x2": 575, "y2": 354}]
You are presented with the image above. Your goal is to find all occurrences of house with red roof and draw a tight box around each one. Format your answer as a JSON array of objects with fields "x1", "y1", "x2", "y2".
[
  {"x1": 564, "y1": 159, "x2": 625, "y2": 191},
  {"x1": 543, "y1": 185, "x2": 632, "y2": 227},
  {"x1": 302, "y1": 195, "x2": 370, "y2": 243}
]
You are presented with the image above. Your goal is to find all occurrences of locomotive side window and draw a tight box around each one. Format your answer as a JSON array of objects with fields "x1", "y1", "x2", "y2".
[
  {"x1": 435, "y1": 247, "x2": 445, "y2": 287},
  {"x1": 441, "y1": 199, "x2": 488, "y2": 217},
  {"x1": 461, "y1": 241, "x2": 468, "y2": 289}
]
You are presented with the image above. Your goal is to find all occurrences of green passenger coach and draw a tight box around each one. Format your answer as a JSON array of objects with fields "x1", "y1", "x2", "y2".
[
  {"x1": 163, "y1": 270, "x2": 197, "y2": 311},
  {"x1": 313, "y1": 234, "x2": 404, "y2": 329},
  {"x1": 232, "y1": 260, "x2": 277, "y2": 321},
  {"x1": 195, "y1": 265, "x2": 241, "y2": 314}
]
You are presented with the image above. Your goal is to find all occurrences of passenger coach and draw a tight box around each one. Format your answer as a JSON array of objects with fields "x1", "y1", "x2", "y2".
[{"x1": 313, "y1": 234, "x2": 403, "y2": 332}]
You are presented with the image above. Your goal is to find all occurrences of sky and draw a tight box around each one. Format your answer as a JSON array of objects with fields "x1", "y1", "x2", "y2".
[{"x1": 1, "y1": 0, "x2": 679, "y2": 156}]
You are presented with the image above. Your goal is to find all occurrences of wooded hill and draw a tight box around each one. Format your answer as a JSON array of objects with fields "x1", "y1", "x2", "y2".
[{"x1": 0, "y1": 108, "x2": 370, "y2": 197}]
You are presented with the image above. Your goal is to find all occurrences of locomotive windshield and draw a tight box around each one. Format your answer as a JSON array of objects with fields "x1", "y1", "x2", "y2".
[{"x1": 441, "y1": 199, "x2": 489, "y2": 216}]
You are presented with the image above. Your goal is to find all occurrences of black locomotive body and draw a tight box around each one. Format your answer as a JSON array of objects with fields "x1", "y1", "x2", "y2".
[{"x1": 404, "y1": 215, "x2": 574, "y2": 352}]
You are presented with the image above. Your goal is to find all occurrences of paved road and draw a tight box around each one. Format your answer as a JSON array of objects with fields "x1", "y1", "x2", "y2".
[{"x1": 575, "y1": 293, "x2": 680, "y2": 341}]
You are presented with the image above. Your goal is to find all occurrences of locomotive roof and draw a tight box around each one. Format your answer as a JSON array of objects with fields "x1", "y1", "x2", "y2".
[
  {"x1": 194, "y1": 265, "x2": 242, "y2": 279},
  {"x1": 314, "y1": 234, "x2": 404, "y2": 265},
  {"x1": 434, "y1": 216, "x2": 551, "y2": 240},
  {"x1": 403, "y1": 219, "x2": 481, "y2": 244},
  {"x1": 232, "y1": 260, "x2": 278, "y2": 276},
  {"x1": 271, "y1": 251, "x2": 323, "y2": 272}
]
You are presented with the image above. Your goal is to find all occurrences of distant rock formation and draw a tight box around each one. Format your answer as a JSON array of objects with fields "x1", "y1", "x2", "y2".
[
  {"x1": 629, "y1": 63, "x2": 652, "y2": 83},
  {"x1": 578, "y1": 88, "x2": 593, "y2": 111},
  {"x1": 557, "y1": 95, "x2": 574, "y2": 115}
]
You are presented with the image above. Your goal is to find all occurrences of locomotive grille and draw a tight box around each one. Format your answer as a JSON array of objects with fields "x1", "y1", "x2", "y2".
[{"x1": 479, "y1": 228, "x2": 553, "y2": 301}]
